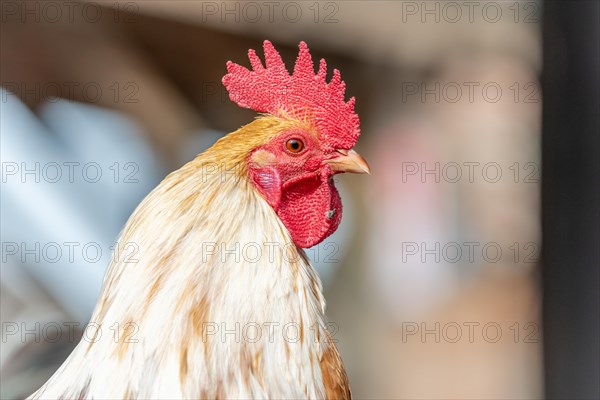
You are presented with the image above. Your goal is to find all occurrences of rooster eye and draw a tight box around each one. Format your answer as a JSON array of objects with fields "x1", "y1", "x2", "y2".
[{"x1": 285, "y1": 139, "x2": 304, "y2": 153}]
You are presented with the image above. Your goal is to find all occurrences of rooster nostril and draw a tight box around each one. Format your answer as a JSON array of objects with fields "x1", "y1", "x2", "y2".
[{"x1": 326, "y1": 209, "x2": 336, "y2": 219}]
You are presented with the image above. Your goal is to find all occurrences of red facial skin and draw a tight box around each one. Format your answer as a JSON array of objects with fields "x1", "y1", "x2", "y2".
[{"x1": 248, "y1": 130, "x2": 343, "y2": 248}]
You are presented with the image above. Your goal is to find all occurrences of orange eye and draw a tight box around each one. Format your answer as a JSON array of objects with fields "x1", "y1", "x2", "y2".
[{"x1": 285, "y1": 138, "x2": 304, "y2": 153}]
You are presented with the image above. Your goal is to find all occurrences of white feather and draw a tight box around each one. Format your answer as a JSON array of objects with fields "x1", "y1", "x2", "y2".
[{"x1": 29, "y1": 149, "x2": 332, "y2": 399}]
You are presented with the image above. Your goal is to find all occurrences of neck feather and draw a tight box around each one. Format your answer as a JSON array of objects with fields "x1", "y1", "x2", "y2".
[{"x1": 30, "y1": 143, "x2": 338, "y2": 399}]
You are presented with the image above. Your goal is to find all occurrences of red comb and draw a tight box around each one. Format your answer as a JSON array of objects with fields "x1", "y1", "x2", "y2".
[{"x1": 222, "y1": 40, "x2": 360, "y2": 150}]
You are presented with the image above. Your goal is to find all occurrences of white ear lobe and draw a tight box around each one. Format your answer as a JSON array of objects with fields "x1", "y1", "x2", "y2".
[
  {"x1": 250, "y1": 149, "x2": 277, "y2": 167},
  {"x1": 252, "y1": 166, "x2": 282, "y2": 212},
  {"x1": 249, "y1": 150, "x2": 282, "y2": 210}
]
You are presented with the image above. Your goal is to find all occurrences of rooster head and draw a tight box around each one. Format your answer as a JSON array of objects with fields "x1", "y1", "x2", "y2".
[{"x1": 221, "y1": 40, "x2": 369, "y2": 248}]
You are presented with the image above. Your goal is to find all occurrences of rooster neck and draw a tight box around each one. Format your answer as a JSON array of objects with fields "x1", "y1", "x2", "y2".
[{"x1": 30, "y1": 151, "x2": 350, "y2": 399}]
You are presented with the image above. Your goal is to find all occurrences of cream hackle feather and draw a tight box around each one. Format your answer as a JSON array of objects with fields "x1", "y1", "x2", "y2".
[{"x1": 28, "y1": 116, "x2": 350, "y2": 399}]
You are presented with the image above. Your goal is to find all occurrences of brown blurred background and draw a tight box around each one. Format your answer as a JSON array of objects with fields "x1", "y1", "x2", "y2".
[{"x1": 1, "y1": 1, "x2": 549, "y2": 398}]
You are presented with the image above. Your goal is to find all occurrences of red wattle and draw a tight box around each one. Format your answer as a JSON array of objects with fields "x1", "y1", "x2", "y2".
[{"x1": 276, "y1": 173, "x2": 342, "y2": 248}]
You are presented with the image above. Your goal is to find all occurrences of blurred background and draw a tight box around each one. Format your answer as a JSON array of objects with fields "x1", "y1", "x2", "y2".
[{"x1": 0, "y1": 1, "x2": 597, "y2": 399}]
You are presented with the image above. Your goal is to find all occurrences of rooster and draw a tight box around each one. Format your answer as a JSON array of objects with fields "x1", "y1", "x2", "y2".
[{"x1": 29, "y1": 40, "x2": 369, "y2": 399}]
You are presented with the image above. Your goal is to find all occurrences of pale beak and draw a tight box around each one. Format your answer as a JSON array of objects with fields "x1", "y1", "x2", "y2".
[{"x1": 325, "y1": 149, "x2": 371, "y2": 174}]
